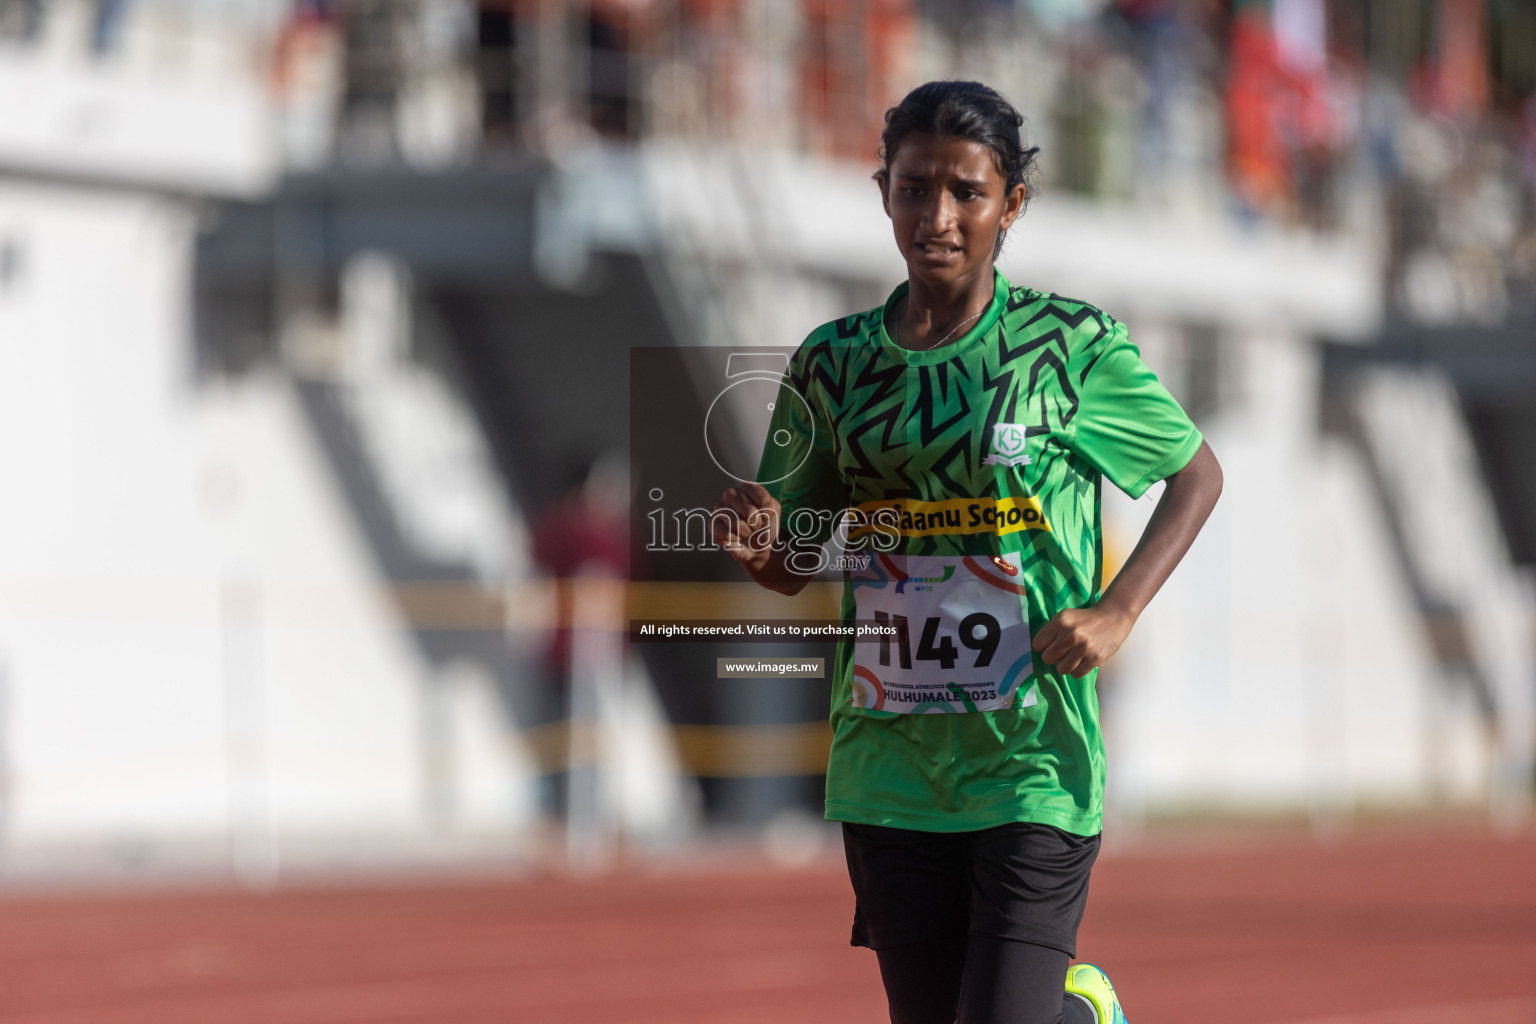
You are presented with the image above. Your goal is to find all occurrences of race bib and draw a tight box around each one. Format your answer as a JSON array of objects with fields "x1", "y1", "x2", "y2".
[{"x1": 850, "y1": 553, "x2": 1037, "y2": 714}]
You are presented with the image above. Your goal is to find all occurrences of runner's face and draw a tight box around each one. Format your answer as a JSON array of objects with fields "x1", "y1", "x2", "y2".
[{"x1": 880, "y1": 132, "x2": 1025, "y2": 292}]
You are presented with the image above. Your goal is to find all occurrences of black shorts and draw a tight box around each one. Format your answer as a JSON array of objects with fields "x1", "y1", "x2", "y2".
[{"x1": 842, "y1": 821, "x2": 1100, "y2": 958}]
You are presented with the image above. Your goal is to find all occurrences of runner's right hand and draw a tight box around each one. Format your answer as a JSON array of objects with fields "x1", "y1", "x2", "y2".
[{"x1": 713, "y1": 482, "x2": 781, "y2": 575}]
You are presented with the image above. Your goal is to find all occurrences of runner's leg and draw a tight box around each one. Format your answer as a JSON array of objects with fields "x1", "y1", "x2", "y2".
[
  {"x1": 844, "y1": 823, "x2": 971, "y2": 1024},
  {"x1": 956, "y1": 937, "x2": 1095, "y2": 1024},
  {"x1": 872, "y1": 936, "x2": 968, "y2": 1024}
]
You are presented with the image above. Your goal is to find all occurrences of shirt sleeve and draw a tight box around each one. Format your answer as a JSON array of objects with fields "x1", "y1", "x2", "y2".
[
  {"x1": 757, "y1": 346, "x2": 847, "y2": 546},
  {"x1": 1066, "y1": 319, "x2": 1202, "y2": 499}
]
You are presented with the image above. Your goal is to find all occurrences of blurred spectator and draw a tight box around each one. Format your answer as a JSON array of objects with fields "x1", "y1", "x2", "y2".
[
  {"x1": 0, "y1": 0, "x2": 42, "y2": 43},
  {"x1": 588, "y1": 0, "x2": 641, "y2": 139},
  {"x1": 801, "y1": 0, "x2": 914, "y2": 160},
  {"x1": 1432, "y1": 0, "x2": 1488, "y2": 123},
  {"x1": 1052, "y1": 37, "x2": 1108, "y2": 196},
  {"x1": 532, "y1": 454, "x2": 630, "y2": 688},
  {"x1": 475, "y1": 1, "x2": 519, "y2": 149},
  {"x1": 92, "y1": 0, "x2": 130, "y2": 53},
  {"x1": 58, "y1": 0, "x2": 1521, "y2": 328}
]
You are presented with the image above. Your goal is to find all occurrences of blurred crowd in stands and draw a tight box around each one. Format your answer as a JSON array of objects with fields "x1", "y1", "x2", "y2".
[{"x1": 3, "y1": 0, "x2": 1532, "y2": 326}]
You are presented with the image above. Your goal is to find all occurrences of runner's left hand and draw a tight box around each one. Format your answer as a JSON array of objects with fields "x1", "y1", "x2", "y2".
[{"x1": 1032, "y1": 605, "x2": 1135, "y2": 678}]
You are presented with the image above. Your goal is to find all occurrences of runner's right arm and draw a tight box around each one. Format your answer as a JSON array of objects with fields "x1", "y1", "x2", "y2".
[{"x1": 713, "y1": 482, "x2": 808, "y2": 596}]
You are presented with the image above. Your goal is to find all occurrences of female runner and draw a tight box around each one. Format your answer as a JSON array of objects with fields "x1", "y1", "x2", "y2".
[{"x1": 714, "y1": 80, "x2": 1222, "y2": 1024}]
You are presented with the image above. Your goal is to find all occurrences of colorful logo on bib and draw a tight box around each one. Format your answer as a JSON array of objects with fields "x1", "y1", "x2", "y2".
[
  {"x1": 894, "y1": 564, "x2": 955, "y2": 594},
  {"x1": 850, "y1": 666, "x2": 886, "y2": 710},
  {"x1": 983, "y1": 422, "x2": 1042, "y2": 468}
]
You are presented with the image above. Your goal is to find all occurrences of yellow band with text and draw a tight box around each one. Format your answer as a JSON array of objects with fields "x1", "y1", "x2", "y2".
[{"x1": 848, "y1": 496, "x2": 1051, "y2": 538}]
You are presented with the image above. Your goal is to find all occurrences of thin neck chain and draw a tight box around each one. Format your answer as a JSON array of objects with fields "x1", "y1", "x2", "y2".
[{"x1": 896, "y1": 295, "x2": 985, "y2": 352}]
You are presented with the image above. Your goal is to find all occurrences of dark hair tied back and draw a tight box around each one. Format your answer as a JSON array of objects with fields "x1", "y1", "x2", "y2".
[{"x1": 877, "y1": 81, "x2": 1040, "y2": 251}]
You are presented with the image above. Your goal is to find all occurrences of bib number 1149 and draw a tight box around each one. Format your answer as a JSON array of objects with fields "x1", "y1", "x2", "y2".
[
  {"x1": 850, "y1": 553, "x2": 1036, "y2": 714},
  {"x1": 871, "y1": 610, "x2": 1000, "y2": 670}
]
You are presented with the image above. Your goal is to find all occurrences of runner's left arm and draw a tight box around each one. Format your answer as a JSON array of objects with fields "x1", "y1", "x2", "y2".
[
  {"x1": 1034, "y1": 318, "x2": 1221, "y2": 678},
  {"x1": 1033, "y1": 441, "x2": 1221, "y2": 677}
]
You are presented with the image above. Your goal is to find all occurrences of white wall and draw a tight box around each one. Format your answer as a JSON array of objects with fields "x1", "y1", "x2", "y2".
[
  {"x1": 1102, "y1": 325, "x2": 1532, "y2": 822},
  {"x1": 0, "y1": 179, "x2": 535, "y2": 871}
]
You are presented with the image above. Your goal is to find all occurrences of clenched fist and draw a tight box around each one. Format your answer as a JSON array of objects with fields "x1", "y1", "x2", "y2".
[
  {"x1": 1031, "y1": 604, "x2": 1135, "y2": 678},
  {"x1": 713, "y1": 482, "x2": 783, "y2": 576}
]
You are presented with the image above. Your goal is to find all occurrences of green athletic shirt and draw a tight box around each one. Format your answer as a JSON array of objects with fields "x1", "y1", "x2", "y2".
[{"x1": 757, "y1": 270, "x2": 1202, "y2": 836}]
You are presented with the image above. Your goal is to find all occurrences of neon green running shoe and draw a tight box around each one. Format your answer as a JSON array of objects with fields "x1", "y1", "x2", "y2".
[{"x1": 1065, "y1": 963, "x2": 1128, "y2": 1024}]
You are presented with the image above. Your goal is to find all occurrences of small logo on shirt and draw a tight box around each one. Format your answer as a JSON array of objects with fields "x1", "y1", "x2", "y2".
[{"x1": 983, "y1": 423, "x2": 1035, "y2": 467}]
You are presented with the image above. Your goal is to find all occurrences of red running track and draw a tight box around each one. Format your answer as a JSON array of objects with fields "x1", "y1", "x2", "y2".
[{"x1": 0, "y1": 826, "x2": 1532, "y2": 1024}]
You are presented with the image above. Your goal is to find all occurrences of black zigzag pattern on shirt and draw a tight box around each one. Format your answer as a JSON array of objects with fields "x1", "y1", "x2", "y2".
[{"x1": 797, "y1": 291, "x2": 1114, "y2": 506}]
